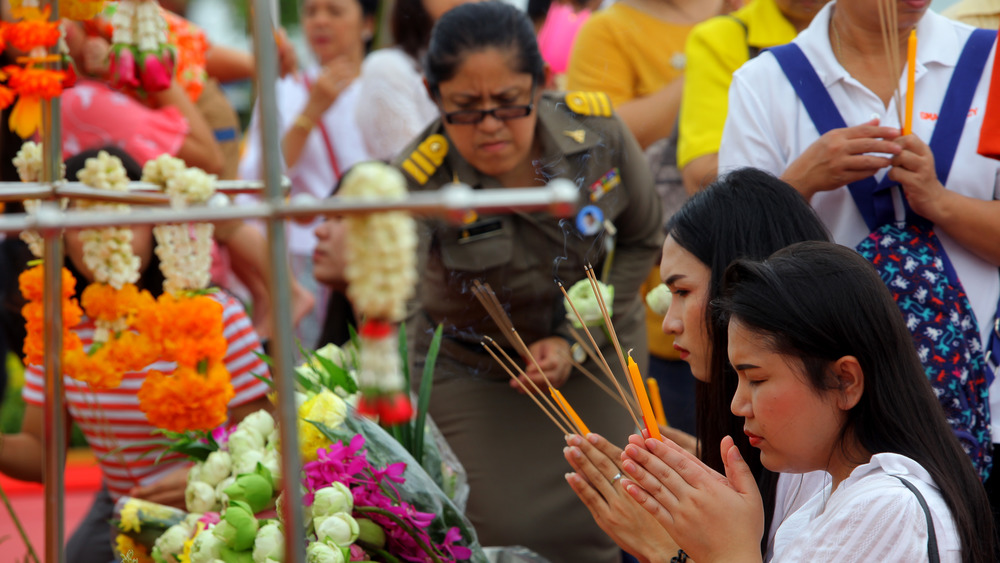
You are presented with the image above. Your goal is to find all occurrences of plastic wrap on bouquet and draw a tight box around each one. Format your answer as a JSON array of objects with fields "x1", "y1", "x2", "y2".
[
  {"x1": 484, "y1": 546, "x2": 551, "y2": 563},
  {"x1": 425, "y1": 413, "x2": 470, "y2": 513},
  {"x1": 110, "y1": 496, "x2": 190, "y2": 563}
]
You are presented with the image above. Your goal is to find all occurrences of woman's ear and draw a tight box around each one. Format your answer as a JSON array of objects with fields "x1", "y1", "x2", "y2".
[{"x1": 832, "y1": 356, "x2": 864, "y2": 410}]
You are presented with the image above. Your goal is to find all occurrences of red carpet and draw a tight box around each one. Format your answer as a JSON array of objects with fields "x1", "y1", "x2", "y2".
[{"x1": 0, "y1": 449, "x2": 104, "y2": 561}]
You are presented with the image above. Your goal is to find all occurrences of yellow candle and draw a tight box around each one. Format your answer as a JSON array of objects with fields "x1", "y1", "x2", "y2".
[
  {"x1": 646, "y1": 377, "x2": 668, "y2": 429},
  {"x1": 627, "y1": 354, "x2": 661, "y2": 440},
  {"x1": 904, "y1": 29, "x2": 917, "y2": 135},
  {"x1": 550, "y1": 387, "x2": 590, "y2": 436}
]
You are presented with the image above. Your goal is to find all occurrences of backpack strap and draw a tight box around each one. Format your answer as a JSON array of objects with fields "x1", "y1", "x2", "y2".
[
  {"x1": 770, "y1": 29, "x2": 996, "y2": 230},
  {"x1": 891, "y1": 475, "x2": 940, "y2": 563},
  {"x1": 769, "y1": 43, "x2": 895, "y2": 230}
]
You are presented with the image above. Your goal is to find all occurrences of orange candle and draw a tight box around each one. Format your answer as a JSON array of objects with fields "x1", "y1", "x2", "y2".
[
  {"x1": 646, "y1": 377, "x2": 668, "y2": 428},
  {"x1": 627, "y1": 354, "x2": 661, "y2": 440},
  {"x1": 550, "y1": 387, "x2": 591, "y2": 436},
  {"x1": 904, "y1": 30, "x2": 917, "y2": 135}
]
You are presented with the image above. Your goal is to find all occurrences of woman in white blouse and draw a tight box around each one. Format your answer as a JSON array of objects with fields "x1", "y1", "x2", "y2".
[{"x1": 619, "y1": 242, "x2": 994, "y2": 562}]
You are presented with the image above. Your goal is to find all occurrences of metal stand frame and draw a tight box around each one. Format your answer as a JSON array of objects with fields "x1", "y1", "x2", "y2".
[{"x1": 2, "y1": 1, "x2": 577, "y2": 560}]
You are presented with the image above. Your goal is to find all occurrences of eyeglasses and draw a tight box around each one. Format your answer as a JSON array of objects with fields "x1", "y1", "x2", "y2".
[{"x1": 440, "y1": 86, "x2": 536, "y2": 125}]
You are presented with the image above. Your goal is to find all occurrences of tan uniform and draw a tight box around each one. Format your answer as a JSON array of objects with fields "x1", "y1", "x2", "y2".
[{"x1": 393, "y1": 91, "x2": 663, "y2": 562}]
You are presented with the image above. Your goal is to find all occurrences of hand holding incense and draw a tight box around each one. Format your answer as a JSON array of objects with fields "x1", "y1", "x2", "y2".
[
  {"x1": 904, "y1": 29, "x2": 917, "y2": 135},
  {"x1": 627, "y1": 351, "x2": 661, "y2": 441}
]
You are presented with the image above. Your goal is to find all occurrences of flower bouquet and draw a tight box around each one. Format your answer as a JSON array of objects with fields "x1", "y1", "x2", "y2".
[{"x1": 116, "y1": 395, "x2": 484, "y2": 562}]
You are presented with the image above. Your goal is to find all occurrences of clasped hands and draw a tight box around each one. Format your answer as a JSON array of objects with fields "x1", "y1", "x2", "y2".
[
  {"x1": 781, "y1": 118, "x2": 948, "y2": 221},
  {"x1": 565, "y1": 430, "x2": 764, "y2": 563}
]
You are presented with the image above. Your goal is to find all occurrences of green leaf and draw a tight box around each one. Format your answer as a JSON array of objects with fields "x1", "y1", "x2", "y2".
[
  {"x1": 398, "y1": 323, "x2": 411, "y2": 396},
  {"x1": 304, "y1": 418, "x2": 353, "y2": 445},
  {"x1": 313, "y1": 351, "x2": 357, "y2": 395},
  {"x1": 413, "y1": 324, "x2": 443, "y2": 466},
  {"x1": 251, "y1": 370, "x2": 275, "y2": 390}
]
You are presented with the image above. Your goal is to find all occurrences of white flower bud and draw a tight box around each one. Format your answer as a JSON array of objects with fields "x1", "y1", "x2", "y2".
[
  {"x1": 189, "y1": 528, "x2": 225, "y2": 563},
  {"x1": 154, "y1": 522, "x2": 192, "y2": 557},
  {"x1": 239, "y1": 411, "x2": 276, "y2": 442},
  {"x1": 234, "y1": 449, "x2": 266, "y2": 476},
  {"x1": 199, "y1": 451, "x2": 233, "y2": 487},
  {"x1": 185, "y1": 480, "x2": 218, "y2": 514},
  {"x1": 229, "y1": 428, "x2": 266, "y2": 462},
  {"x1": 306, "y1": 542, "x2": 345, "y2": 563},
  {"x1": 311, "y1": 484, "x2": 353, "y2": 518},
  {"x1": 314, "y1": 513, "x2": 359, "y2": 547},
  {"x1": 252, "y1": 522, "x2": 285, "y2": 563}
]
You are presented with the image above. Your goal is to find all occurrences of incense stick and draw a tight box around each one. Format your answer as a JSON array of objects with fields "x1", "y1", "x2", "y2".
[
  {"x1": 570, "y1": 358, "x2": 630, "y2": 410},
  {"x1": 566, "y1": 316, "x2": 639, "y2": 412},
  {"x1": 559, "y1": 282, "x2": 642, "y2": 427},
  {"x1": 482, "y1": 335, "x2": 576, "y2": 432},
  {"x1": 585, "y1": 264, "x2": 638, "y2": 401},
  {"x1": 481, "y1": 342, "x2": 572, "y2": 434},
  {"x1": 878, "y1": 0, "x2": 905, "y2": 127}
]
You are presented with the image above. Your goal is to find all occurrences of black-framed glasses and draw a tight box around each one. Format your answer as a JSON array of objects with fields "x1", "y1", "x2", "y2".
[{"x1": 441, "y1": 86, "x2": 536, "y2": 125}]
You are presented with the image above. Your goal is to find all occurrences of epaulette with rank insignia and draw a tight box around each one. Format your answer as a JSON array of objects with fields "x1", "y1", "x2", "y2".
[
  {"x1": 401, "y1": 134, "x2": 449, "y2": 185},
  {"x1": 565, "y1": 91, "x2": 612, "y2": 118}
]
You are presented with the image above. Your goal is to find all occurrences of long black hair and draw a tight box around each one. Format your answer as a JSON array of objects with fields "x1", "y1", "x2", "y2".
[
  {"x1": 718, "y1": 241, "x2": 995, "y2": 563},
  {"x1": 664, "y1": 167, "x2": 829, "y2": 552},
  {"x1": 423, "y1": 1, "x2": 546, "y2": 92}
]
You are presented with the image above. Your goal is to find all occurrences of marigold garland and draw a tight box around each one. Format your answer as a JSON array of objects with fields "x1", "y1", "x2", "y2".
[
  {"x1": 4, "y1": 11, "x2": 61, "y2": 52},
  {"x1": 18, "y1": 264, "x2": 84, "y2": 367},
  {"x1": 137, "y1": 362, "x2": 234, "y2": 433}
]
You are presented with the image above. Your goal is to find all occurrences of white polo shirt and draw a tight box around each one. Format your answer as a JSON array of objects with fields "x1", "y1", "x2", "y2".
[
  {"x1": 238, "y1": 67, "x2": 371, "y2": 256},
  {"x1": 719, "y1": 2, "x2": 1000, "y2": 434}
]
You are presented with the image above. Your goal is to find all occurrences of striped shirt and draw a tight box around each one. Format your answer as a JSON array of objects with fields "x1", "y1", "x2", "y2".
[{"x1": 23, "y1": 292, "x2": 271, "y2": 500}]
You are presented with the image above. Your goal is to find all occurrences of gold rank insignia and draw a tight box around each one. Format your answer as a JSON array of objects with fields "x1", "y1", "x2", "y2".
[
  {"x1": 565, "y1": 91, "x2": 612, "y2": 117},
  {"x1": 402, "y1": 134, "x2": 449, "y2": 185},
  {"x1": 563, "y1": 129, "x2": 586, "y2": 144}
]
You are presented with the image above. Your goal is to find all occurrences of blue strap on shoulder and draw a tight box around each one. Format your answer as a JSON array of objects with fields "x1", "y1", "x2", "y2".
[{"x1": 769, "y1": 29, "x2": 996, "y2": 230}]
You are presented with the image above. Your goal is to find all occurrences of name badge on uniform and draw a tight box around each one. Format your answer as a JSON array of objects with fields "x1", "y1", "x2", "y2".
[
  {"x1": 589, "y1": 168, "x2": 621, "y2": 201},
  {"x1": 576, "y1": 205, "x2": 604, "y2": 236},
  {"x1": 459, "y1": 219, "x2": 504, "y2": 244}
]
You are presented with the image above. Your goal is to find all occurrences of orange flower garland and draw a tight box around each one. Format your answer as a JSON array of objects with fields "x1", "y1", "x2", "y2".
[
  {"x1": 134, "y1": 292, "x2": 233, "y2": 432},
  {"x1": 4, "y1": 64, "x2": 66, "y2": 138},
  {"x1": 4, "y1": 10, "x2": 60, "y2": 52},
  {"x1": 137, "y1": 362, "x2": 234, "y2": 433},
  {"x1": 18, "y1": 264, "x2": 84, "y2": 367}
]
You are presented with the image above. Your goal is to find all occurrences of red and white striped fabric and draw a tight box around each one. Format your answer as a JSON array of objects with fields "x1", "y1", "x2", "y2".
[{"x1": 23, "y1": 292, "x2": 271, "y2": 500}]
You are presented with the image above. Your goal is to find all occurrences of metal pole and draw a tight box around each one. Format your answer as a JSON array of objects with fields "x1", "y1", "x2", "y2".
[
  {"x1": 248, "y1": 0, "x2": 306, "y2": 560},
  {"x1": 41, "y1": 0, "x2": 65, "y2": 553}
]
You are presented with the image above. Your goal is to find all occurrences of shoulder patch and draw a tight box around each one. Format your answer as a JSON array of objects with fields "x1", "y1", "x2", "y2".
[
  {"x1": 401, "y1": 134, "x2": 449, "y2": 185},
  {"x1": 565, "y1": 91, "x2": 612, "y2": 117}
]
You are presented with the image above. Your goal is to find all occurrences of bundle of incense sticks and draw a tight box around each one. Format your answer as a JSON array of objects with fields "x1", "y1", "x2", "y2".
[
  {"x1": 473, "y1": 267, "x2": 665, "y2": 441},
  {"x1": 877, "y1": 0, "x2": 917, "y2": 132}
]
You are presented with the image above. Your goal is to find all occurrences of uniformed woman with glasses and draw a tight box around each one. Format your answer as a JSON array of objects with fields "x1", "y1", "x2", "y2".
[{"x1": 392, "y1": 2, "x2": 663, "y2": 561}]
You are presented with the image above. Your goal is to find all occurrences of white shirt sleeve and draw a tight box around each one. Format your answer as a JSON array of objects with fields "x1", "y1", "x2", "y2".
[
  {"x1": 718, "y1": 60, "x2": 792, "y2": 179},
  {"x1": 355, "y1": 49, "x2": 439, "y2": 162}
]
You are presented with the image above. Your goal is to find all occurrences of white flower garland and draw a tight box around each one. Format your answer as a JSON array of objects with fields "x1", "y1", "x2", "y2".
[
  {"x1": 339, "y1": 162, "x2": 417, "y2": 322},
  {"x1": 142, "y1": 155, "x2": 217, "y2": 295},
  {"x1": 14, "y1": 142, "x2": 68, "y2": 259},
  {"x1": 76, "y1": 151, "x2": 140, "y2": 292}
]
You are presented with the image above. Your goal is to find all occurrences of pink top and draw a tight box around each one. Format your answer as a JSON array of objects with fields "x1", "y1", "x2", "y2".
[
  {"x1": 60, "y1": 80, "x2": 189, "y2": 165},
  {"x1": 537, "y1": 2, "x2": 592, "y2": 75}
]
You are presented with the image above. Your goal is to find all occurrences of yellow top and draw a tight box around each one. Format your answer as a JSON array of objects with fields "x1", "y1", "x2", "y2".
[
  {"x1": 943, "y1": 0, "x2": 1000, "y2": 30},
  {"x1": 565, "y1": 2, "x2": 693, "y2": 107},
  {"x1": 677, "y1": 0, "x2": 798, "y2": 168}
]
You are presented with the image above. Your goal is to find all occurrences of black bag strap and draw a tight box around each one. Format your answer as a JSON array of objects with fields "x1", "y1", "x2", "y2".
[{"x1": 892, "y1": 475, "x2": 940, "y2": 563}]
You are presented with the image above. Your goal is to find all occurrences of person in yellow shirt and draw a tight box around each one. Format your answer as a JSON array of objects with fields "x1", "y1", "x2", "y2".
[
  {"x1": 566, "y1": 0, "x2": 735, "y2": 149},
  {"x1": 678, "y1": 0, "x2": 827, "y2": 194},
  {"x1": 944, "y1": 0, "x2": 1000, "y2": 30}
]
